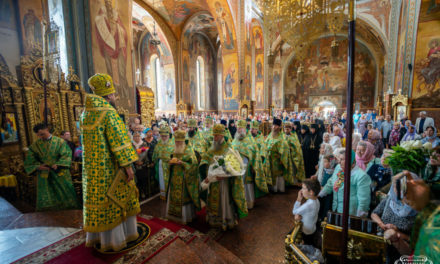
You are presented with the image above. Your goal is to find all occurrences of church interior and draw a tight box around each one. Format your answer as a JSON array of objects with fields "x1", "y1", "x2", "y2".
[{"x1": 0, "y1": 0, "x2": 440, "y2": 263}]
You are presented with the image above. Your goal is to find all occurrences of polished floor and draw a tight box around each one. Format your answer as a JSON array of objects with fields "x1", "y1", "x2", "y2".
[{"x1": 0, "y1": 187, "x2": 299, "y2": 263}]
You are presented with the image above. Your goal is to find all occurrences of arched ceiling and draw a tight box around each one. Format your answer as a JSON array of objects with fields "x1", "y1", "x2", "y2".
[
  {"x1": 182, "y1": 12, "x2": 218, "y2": 48},
  {"x1": 140, "y1": 0, "x2": 211, "y2": 37}
]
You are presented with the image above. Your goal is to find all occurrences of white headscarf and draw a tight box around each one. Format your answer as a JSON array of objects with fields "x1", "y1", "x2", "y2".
[{"x1": 317, "y1": 143, "x2": 334, "y2": 183}]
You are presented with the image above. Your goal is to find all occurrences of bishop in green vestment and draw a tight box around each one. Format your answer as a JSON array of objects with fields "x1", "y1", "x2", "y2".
[
  {"x1": 249, "y1": 121, "x2": 265, "y2": 152},
  {"x1": 165, "y1": 130, "x2": 201, "y2": 224},
  {"x1": 81, "y1": 74, "x2": 140, "y2": 252},
  {"x1": 232, "y1": 120, "x2": 268, "y2": 208},
  {"x1": 152, "y1": 125, "x2": 174, "y2": 199},
  {"x1": 24, "y1": 123, "x2": 80, "y2": 211},
  {"x1": 200, "y1": 124, "x2": 248, "y2": 230},
  {"x1": 262, "y1": 118, "x2": 293, "y2": 192},
  {"x1": 283, "y1": 121, "x2": 305, "y2": 183}
]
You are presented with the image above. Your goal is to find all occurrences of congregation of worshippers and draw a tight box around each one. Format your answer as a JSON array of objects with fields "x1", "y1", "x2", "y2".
[{"x1": 41, "y1": 106, "x2": 436, "y2": 260}]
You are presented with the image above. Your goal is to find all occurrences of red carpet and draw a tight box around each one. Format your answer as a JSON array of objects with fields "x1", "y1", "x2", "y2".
[{"x1": 12, "y1": 215, "x2": 214, "y2": 264}]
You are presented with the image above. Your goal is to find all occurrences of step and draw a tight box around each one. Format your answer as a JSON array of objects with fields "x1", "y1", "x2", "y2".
[
  {"x1": 187, "y1": 238, "x2": 228, "y2": 264},
  {"x1": 205, "y1": 239, "x2": 244, "y2": 264},
  {"x1": 147, "y1": 238, "x2": 203, "y2": 264}
]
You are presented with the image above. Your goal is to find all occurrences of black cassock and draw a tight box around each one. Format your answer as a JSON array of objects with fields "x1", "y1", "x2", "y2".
[{"x1": 299, "y1": 125, "x2": 322, "y2": 178}]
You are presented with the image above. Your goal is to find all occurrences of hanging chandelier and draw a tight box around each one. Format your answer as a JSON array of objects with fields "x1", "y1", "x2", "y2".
[
  {"x1": 150, "y1": 21, "x2": 161, "y2": 46},
  {"x1": 149, "y1": 0, "x2": 161, "y2": 46},
  {"x1": 258, "y1": 0, "x2": 347, "y2": 62}
]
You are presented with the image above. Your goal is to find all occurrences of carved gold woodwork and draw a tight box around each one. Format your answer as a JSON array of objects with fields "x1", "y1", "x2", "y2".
[
  {"x1": 137, "y1": 85, "x2": 155, "y2": 128},
  {"x1": 239, "y1": 99, "x2": 251, "y2": 119},
  {"x1": 176, "y1": 99, "x2": 189, "y2": 118},
  {"x1": 392, "y1": 92, "x2": 410, "y2": 122}
]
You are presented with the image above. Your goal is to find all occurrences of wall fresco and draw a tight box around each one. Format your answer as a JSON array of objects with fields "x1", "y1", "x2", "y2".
[{"x1": 411, "y1": 0, "x2": 440, "y2": 108}]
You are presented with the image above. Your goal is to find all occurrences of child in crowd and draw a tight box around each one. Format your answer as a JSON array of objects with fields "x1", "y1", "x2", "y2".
[
  {"x1": 318, "y1": 154, "x2": 337, "y2": 221},
  {"x1": 292, "y1": 179, "x2": 321, "y2": 245}
]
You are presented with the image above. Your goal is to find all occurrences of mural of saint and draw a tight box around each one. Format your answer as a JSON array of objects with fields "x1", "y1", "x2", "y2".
[
  {"x1": 183, "y1": 58, "x2": 189, "y2": 81},
  {"x1": 256, "y1": 84, "x2": 263, "y2": 104},
  {"x1": 166, "y1": 73, "x2": 174, "y2": 105},
  {"x1": 215, "y1": 2, "x2": 234, "y2": 50},
  {"x1": 417, "y1": 38, "x2": 440, "y2": 95},
  {"x1": 94, "y1": 0, "x2": 130, "y2": 105},
  {"x1": 190, "y1": 75, "x2": 196, "y2": 103},
  {"x1": 254, "y1": 29, "x2": 263, "y2": 50},
  {"x1": 245, "y1": 65, "x2": 251, "y2": 98},
  {"x1": 173, "y1": 3, "x2": 191, "y2": 24},
  {"x1": 23, "y1": 9, "x2": 42, "y2": 51},
  {"x1": 256, "y1": 59, "x2": 263, "y2": 81},
  {"x1": 224, "y1": 65, "x2": 235, "y2": 98}
]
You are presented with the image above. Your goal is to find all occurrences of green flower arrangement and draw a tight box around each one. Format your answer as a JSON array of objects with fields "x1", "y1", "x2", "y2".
[{"x1": 384, "y1": 140, "x2": 433, "y2": 174}]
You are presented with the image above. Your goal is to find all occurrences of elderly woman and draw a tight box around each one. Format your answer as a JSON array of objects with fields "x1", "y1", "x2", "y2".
[
  {"x1": 319, "y1": 149, "x2": 372, "y2": 217},
  {"x1": 323, "y1": 132, "x2": 330, "y2": 144},
  {"x1": 357, "y1": 114, "x2": 368, "y2": 136},
  {"x1": 312, "y1": 143, "x2": 333, "y2": 183},
  {"x1": 371, "y1": 171, "x2": 419, "y2": 263},
  {"x1": 352, "y1": 132, "x2": 362, "y2": 151},
  {"x1": 368, "y1": 129, "x2": 384, "y2": 158},
  {"x1": 421, "y1": 126, "x2": 440, "y2": 148},
  {"x1": 388, "y1": 123, "x2": 401, "y2": 147},
  {"x1": 401, "y1": 125, "x2": 421, "y2": 142}
]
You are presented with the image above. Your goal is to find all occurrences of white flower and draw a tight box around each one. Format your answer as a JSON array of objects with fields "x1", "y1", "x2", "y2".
[
  {"x1": 423, "y1": 142, "x2": 433, "y2": 150},
  {"x1": 401, "y1": 141, "x2": 410, "y2": 150},
  {"x1": 412, "y1": 140, "x2": 422, "y2": 149}
]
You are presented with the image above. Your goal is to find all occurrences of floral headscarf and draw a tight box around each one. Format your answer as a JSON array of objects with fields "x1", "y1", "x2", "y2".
[{"x1": 355, "y1": 141, "x2": 375, "y2": 171}]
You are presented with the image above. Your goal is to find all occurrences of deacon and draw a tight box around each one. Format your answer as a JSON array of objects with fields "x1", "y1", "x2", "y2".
[
  {"x1": 200, "y1": 124, "x2": 248, "y2": 230},
  {"x1": 250, "y1": 120, "x2": 265, "y2": 152},
  {"x1": 283, "y1": 121, "x2": 306, "y2": 183},
  {"x1": 186, "y1": 118, "x2": 207, "y2": 159},
  {"x1": 81, "y1": 73, "x2": 140, "y2": 252},
  {"x1": 152, "y1": 124, "x2": 174, "y2": 200},
  {"x1": 165, "y1": 130, "x2": 200, "y2": 224},
  {"x1": 232, "y1": 120, "x2": 268, "y2": 209},
  {"x1": 24, "y1": 123, "x2": 80, "y2": 211},
  {"x1": 262, "y1": 118, "x2": 293, "y2": 192}
]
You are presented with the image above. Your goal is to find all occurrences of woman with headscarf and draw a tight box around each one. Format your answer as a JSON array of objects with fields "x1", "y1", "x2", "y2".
[
  {"x1": 401, "y1": 125, "x2": 421, "y2": 142},
  {"x1": 313, "y1": 143, "x2": 333, "y2": 183},
  {"x1": 421, "y1": 125, "x2": 440, "y2": 148},
  {"x1": 368, "y1": 129, "x2": 384, "y2": 158},
  {"x1": 371, "y1": 171, "x2": 419, "y2": 263},
  {"x1": 352, "y1": 132, "x2": 362, "y2": 152},
  {"x1": 323, "y1": 132, "x2": 330, "y2": 144},
  {"x1": 318, "y1": 149, "x2": 372, "y2": 217},
  {"x1": 388, "y1": 123, "x2": 402, "y2": 147}
]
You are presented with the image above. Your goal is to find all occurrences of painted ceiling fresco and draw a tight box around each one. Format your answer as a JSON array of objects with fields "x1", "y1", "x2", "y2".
[
  {"x1": 141, "y1": 0, "x2": 210, "y2": 37},
  {"x1": 182, "y1": 13, "x2": 217, "y2": 45}
]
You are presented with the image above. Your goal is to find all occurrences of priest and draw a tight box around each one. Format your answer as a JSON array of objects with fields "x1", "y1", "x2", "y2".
[
  {"x1": 200, "y1": 124, "x2": 248, "y2": 230},
  {"x1": 262, "y1": 118, "x2": 293, "y2": 192},
  {"x1": 232, "y1": 120, "x2": 268, "y2": 208},
  {"x1": 152, "y1": 124, "x2": 174, "y2": 200},
  {"x1": 283, "y1": 121, "x2": 306, "y2": 183},
  {"x1": 250, "y1": 120, "x2": 265, "y2": 152},
  {"x1": 24, "y1": 123, "x2": 80, "y2": 211},
  {"x1": 81, "y1": 73, "x2": 140, "y2": 252},
  {"x1": 186, "y1": 118, "x2": 207, "y2": 159},
  {"x1": 165, "y1": 130, "x2": 200, "y2": 224}
]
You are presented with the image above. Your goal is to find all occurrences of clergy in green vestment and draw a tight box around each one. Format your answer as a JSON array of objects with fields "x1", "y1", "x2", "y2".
[
  {"x1": 81, "y1": 73, "x2": 140, "y2": 252},
  {"x1": 200, "y1": 124, "x2": 248, "y2": 230},
  {"x1": 262, "y1": 118, "x2": 293, "y2": 192},
  {"x1": 165, "y1": 130, "x2": 201, "y2": 224},
  {"x1": 283, "y1": 121, "x2": 306, "y2": 183},
  {"x1": 24, "y1": 123, "x2": 80, "y2": 211},
  {"x1": 232, "y1": 120, "x2": 268, "y2": 208},
  {"x1": 249, "y1": 121, "x2": 265, "y2": 152},
  {"x1": 202, "y1": 116, "x2": 214, "y2": 142},
  {"x1": 186, "y1": 119, "x2": 207, "y2": 160},
  {"x1": 152, "y1": 125, "x2": 174, "y2": 200}
]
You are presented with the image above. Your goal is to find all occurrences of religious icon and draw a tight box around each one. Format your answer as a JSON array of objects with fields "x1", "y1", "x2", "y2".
[
  {"x1": 215, "y1": 2, "x2": 234, "y2": 50},
  {"x1": 23, "y1": 9, "x2": 42, "y2": 52},
  {"x1": 0, "y1": 113, "x2": 18, "y2": 144}
]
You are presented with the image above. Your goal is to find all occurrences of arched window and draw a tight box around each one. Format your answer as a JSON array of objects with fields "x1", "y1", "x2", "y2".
[{"x1": 196, "y1": 56, "x2": 205, "y2": 110}]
